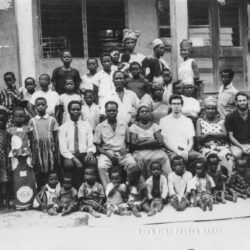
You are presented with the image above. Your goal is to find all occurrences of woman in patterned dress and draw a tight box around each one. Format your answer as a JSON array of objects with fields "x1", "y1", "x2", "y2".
[{"x1": 196, "y1": 96, "x2": 234, "y2": 176}]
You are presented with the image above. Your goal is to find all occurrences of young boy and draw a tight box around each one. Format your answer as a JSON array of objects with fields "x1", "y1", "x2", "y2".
[
  {"x1": 29, "y1": 74, "x2": 59, "y2": 117},
  {"x1": 190, "y1": 160, "x2": 215, "y2": 211},
  {"x1": 207, "y1": 154, "x2": 228, "y2": 204},
  {"x1": 172, "y1": 80, "x2": 183, "y2": 96},
  {"x1": 162, "y1": 68, "x2": 173, "y2": 103},
  {"x1": 56, "y1": 174, "x2": 78, "y2": 216},
  {"x1": 33, "y1": 171, "x2": 61, "y2": 215},
  {"x1": 227, "y1": 157, "x2": 250, "y2": 199},
  {"x1": 52, "y1": 51, "x2": 82, "y2": 95},
  {"x1": 168, "y1": 156, "x2": 192, "y2": 211},
  {"x1": 95, "y1": 53, "x2": 115, "y2": 107},
  {"x1": 78, "y1": 165, "x2": 106, "y2": 218},
  {"x1": 146, "y1": 161, "x2": 168, "y2": 216},
  {"x1": 81, "y1": 90, "x2": 99, "y2": 132},
  {"x1": 110, "y1": 48, "x2": 120, "y2": 71},
  {"x1": 106, "y1": 167, "x2": 130, "y2": 217},
  {"x1": 126, "y1": 62, "x2": 152, "y2": 100}
]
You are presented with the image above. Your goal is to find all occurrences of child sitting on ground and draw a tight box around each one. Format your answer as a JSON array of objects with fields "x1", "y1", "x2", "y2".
[
  {"x1": 190, "y1": 160, "x2": 215, "y2": 211},
  {"x1": 206, "y1": 154, "x2": 229, "y2": 204},
  {"x1": 106, "y1": 167, "x2": 131, "y2": 217},
  {"x1": 78, "y1": 166, "x2": 106, "y2": 218},
  {"x1": 56, "y1": 174, "x2": 78, "y2": 216},
  {"x1": 127, "y1": 166, "x2": 150, "y2": 217},
  {"x1": 33, "y1": 171, "x2": 61, "y2": 215},
  {"x1": 227, "y1": 157, "x2": 250, "y2": 199},
  {"x1": 146, "y1": 161, "x2": 168, "y2": 216},
  {"x1": 168, "y1": 156, "x2": 192, "y2": 211}
]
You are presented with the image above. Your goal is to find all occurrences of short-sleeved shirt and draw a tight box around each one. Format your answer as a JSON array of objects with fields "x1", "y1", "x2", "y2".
[
  {"x1": 93, "y1": 119, "x2": 128, "y2": 152},
  {"x1": 52, "y1": 67, "x2": 82, "y2": 95},
  {"x1": 30, "y1": 90, "x2": 59, "y2": 116},
  {"x1": 129, "y1": 123, "x2": 160, "y2": 142},
  {"x1": 159, "y1": 114, "x2": 195, "y2": 152},
  {"x1": 58, "y1": 187, "x2": 77, "y2": 205},
  {"x1": 78, "y1": 181, "x2": 105, "y2": 202},
  {"x1": 225, "y1": 110, "x2": 250, "y2": 144},
  {"x1": 106, "y1": 183, "x2": 127, "y2": 205},
  {"x1": 189, "y1": 175, "x2": 215, "y2": 194}
]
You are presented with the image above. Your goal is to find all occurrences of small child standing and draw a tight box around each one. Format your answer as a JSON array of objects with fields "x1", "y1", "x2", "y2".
[
  {"x1": 78, "y1": 166, "x2": 106, "y2": 218},
  {"x1": 118, "y1": 52, "x2": 131, "y2": 76},
  {"x1": 81, "y1": 90, "x2": 99, "y2": 132},
  {"x1": 127, "y1": 166, "x2": 150, "y2": 217},
  {"x1": 146, "y1": 161, "x2": 168, "y2": 216},
  {"x1": 168, "y1": 156, "x2": 192, "y2": 211},
  {"x1": 56, "y1": 174, "x2": 78, "y2": 216},
  {"x1": 28, "y1": 97, "x2": 59, "y2": 189},
  {"x1": 8, "y1": 107, "x2": 37, "y2": 210},
  {"x1": 190, "y1": 160, "x2": 215, "y2": 211},
  {"x1": 110, "y1": 48, "x2": 120, "y2": 71},
  {"x1": 206, "y1": 154, "x2": 229, "y2": 204},
  {"x1": 0, "y1": 108, "x2": 11, "y2": 208},
  {"x1": 106, "y1": 167, "x2": 130, "y2": 217},
  {"x1": 33, "y1": 171, "x2": 61, "y2": 215},
  {"x1": 58, "y1": 78, "x2": 81, "y2": 124},
  {"x1": 227, "y1": 157, "x2": 250, "y2": 199}
]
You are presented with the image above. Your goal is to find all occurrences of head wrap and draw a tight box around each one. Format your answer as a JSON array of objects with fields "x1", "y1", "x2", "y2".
[
  {"x1": 182, "y1": 76, "x2": 194, "y2": 86},
  {"x1": 204, "y1": 96, "x2": 217, "y2": 107},
  {"x1": 152, "y1": 76, "x2": 164, "y2": 90},
  {"x1": 152, "y1": 38, "x2": 164, "y2": 49},
  {"x1": 123, "y1": 29, "x2": 140, "y2": 43},
  {"x1": 180, "y1": 39, "x2": 192, "y2": 50}
]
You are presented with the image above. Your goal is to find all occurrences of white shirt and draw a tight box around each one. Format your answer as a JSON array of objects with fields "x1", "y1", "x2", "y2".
[
  {"x1": 95, "y1": 69, "x2": 115, "y2": 106},
  {"x1": 80, "y1": 74, "x2": 98, "y2": 91},
  {"x1": 30, "y1": 90, "x2": 59, "y2": 116},
  {"x1": 100, "y1": 89, "x2": 140, "y2": 124},
  {"x1": 81, "y1": 103, "x2": 99, "y2": 131},
  {"x1": 159, "y1": 114, "x2": 195, "y2": 153},
  {"x1": 129, "y1": 52, "x2": 145, "y2": 65},
  {"x1": 181, "y1": 95, "x2": 201, "y2": 117},
  {"x1": 178, "y1": 58, "x2": 195, "y2": 80},
  {"x1": 59, "y1": 119, "x2": 96, "y2": 159}
]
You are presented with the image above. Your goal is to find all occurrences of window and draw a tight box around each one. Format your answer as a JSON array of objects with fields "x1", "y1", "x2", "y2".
[
  {"x1": 40, "y1": 0, "x2": 84, "y2": 58},
  {"x1": 158, "y1": 0, "x2": 170, "y2": 38},
  {"x1": 39, "y1": 0, "x2": 125, "y2": 58}
]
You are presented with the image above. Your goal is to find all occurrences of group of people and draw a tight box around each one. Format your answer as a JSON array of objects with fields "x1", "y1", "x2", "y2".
[{"x1": 0, "y1": 28, "x2": 250, "y2": 218}]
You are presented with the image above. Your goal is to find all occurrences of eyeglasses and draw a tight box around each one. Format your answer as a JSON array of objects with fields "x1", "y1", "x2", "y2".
[{"x1": 171, "y1": 102, "x2": 182, "y2": 106}]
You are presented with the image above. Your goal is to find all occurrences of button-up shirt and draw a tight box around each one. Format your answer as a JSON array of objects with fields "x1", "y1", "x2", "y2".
[
  {"x1": 218, "y1": 82, "x2": 238, "y2": 119},
  {"x1": 95, "y1": 69, "x2": 115, "y2": 106},
  {"x1": 93, "y1": 119, "x2": 129, "y2": 152},
  {"x1": 59, "y1": 119, "x2": 96, "y2": 159},
  {"x1": 100, "y1": 89, "x2": 139, "y2": 124}
]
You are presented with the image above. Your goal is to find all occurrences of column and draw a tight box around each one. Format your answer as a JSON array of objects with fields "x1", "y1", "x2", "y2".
[
  {"x1": 170, "y1": 0, "x2": 188, "y2": 81},
  {"x1": 15, "y1": 0, "x2": 36, "y2": 84}
]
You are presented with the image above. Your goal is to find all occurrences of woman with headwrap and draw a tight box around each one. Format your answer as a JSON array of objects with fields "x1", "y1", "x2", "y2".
[
  {"x1": 141, "y1": 77, "x2": 169, "y2": 124},
  {"x1": 122, "y1": 29, "x2": 145, "y2": 65},
  {"x1": 129, "y1": 103, "x2": 171, "y2": 178},
  {"x1": 196, "y1": 96, "x2": 234, "y2": 176}
]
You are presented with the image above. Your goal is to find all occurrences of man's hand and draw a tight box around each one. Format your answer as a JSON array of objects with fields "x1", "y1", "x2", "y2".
[
  {"x1": 72, "y1": 157, "x2": 83, "y2": 168},
  {"x1": 85, "y1": 152, "x2": 95, "y2": 162}
]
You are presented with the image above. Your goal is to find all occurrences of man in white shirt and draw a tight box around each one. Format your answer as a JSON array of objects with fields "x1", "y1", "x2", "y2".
[
  {"x1": 159, "y1": 94, "x2": 204, "y2": 173},
  {"x1": 100, "y1": 71, "x2": 139, "y2": 125},
  {"x1": 218, "y1": 69, "x2": 238, "y2": 119},
  {"x1": 59, "y1": 100, "x2": 96, "y2": 188},
  {"x1": 95, "y1": 53, "x2": 115, "y2": 107}
]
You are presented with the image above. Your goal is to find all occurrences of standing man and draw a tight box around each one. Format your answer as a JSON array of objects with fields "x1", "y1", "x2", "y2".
[
  {"x1": 52, "y1": 51, "x2": 82, "y2": 95},
  {"x1": 218, "y1": 69, "x2": 238, "y2": 119},
  {"x1": 59, "y1": 100, "x2": 96, "y2": 188},
  {"x1": 225, "y1": 92, "x2": 250, "y2": 158},
  {"x1": 100, "y1": 71, "x2": 139, "y2": 125},
  {"x1": 94, "y1": 101, "x2": 136, "y2": 189},
  {"x1": 159, "y1": 94, "x2": 204, "y2": 172}
]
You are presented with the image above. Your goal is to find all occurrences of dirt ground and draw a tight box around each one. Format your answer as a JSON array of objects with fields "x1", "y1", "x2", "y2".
[{"x1": 1, "y1": 199, "x2": 250, "y2": 250}]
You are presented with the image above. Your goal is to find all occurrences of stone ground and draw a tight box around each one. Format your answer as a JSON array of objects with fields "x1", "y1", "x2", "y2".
[{"x1": 1, "y1": 199, "x2": 250, "y2": 250}]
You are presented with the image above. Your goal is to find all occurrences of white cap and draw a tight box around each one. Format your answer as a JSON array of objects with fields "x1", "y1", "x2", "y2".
[{"x1": 152, "y1": 38, "x2": 163, "y2": 49}]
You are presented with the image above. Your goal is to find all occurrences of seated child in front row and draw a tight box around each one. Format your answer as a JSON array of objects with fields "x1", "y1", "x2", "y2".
[
  {"x1": 33, "y1": 171, "x2": 61, "y2": 215},
  {"x1": 168, "y1": 156, "x2": 192, "y2": 211},
  {"x1": 106, "y1": 167, "x2": 131, "y2": 217},
  {"x1": 190, "y1": 160, "x2": 215, "y2": 211},
  {"x1": 227, "y1": 157, "x2": 250, "y2": 199},
  {"x1": 146, "y1": 161, "x2": 168, "y2": 216},
  {"x1": 206, "y1": 154, "x2": 231, "y2": 204},
  {"x1": 127, "y1": 166, "x2": 150, "y2": 217},
  {"x1": 78, "y1": 167, "x2": 106, "y2": 218},
  {"x1": 56, "y1": 174, "x2": 78, "y2": 216}
]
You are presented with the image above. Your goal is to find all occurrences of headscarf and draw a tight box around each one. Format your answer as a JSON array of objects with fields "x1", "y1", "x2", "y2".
[
  {"x1": 152, "y1": 76, "x2": 164, "y2": 90},
  {"x1": 180, "y1": 39, "x2": 192, "y2": 50},
  {"x1": 136, "y1": 102, "x2": 152, "y2": 121},
  {"x1": 152, "y1": 38, "x2": 164, "y2": 49},
  {"x1": 182, "y1": 76, "x2": 194, "y2": 86},
  {"x1": 204, "y1": 96, "x2": 217, "y2": 108},
  {"x1": 123, "y1": 29, "x2": 140, "y2": 43}
]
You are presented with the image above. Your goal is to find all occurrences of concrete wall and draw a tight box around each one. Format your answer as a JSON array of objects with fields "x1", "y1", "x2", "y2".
[{"x1": 0, "y1": 0, "x2": 19, "y2": 89}]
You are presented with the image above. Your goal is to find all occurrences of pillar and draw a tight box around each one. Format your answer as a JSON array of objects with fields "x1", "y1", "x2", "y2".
[
  {"x1": 170, "y1": 0, "x2": 188, "y2": 81},
  {"x1": 15, "y1": 0, "x2": 36, "y2": 84}
]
